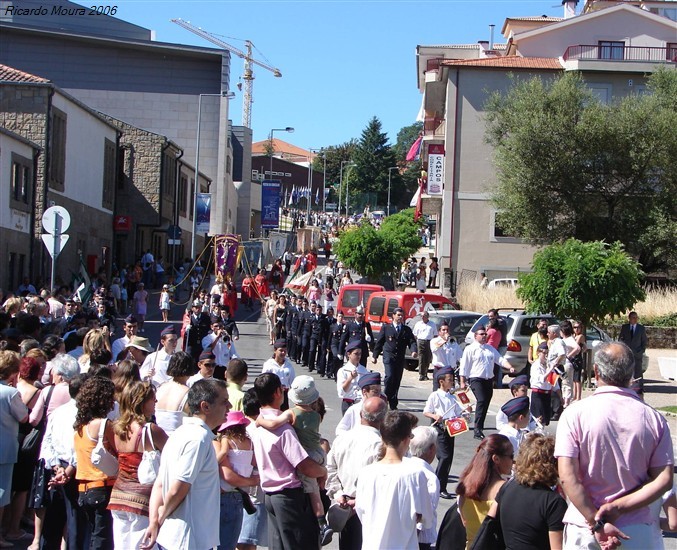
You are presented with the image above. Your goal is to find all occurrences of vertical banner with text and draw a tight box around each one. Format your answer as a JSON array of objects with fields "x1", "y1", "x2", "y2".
[
  {"x1": 427, "y1": 144, "x2": 445, "y2": 196},
  {"x1": 196, "y1": 193, "x2": 212, "y2": 233},
  {"x1": 261, "y1": 180, "x2": 281, "y2": 229}
]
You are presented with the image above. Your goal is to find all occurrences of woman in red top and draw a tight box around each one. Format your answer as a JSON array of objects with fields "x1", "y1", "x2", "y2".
[
  {"x1": 485, "y1": 318, "x2": 502, "y2": 351},
  {"x1": 222, "y1": 278, "x2": 238, "y2": 315},
  {"x1": 254, "y1": 269, "x2": 270, "y2": 300},
  {"x1": 241, "y1": 274, "x2": 254, "y2": 309}
]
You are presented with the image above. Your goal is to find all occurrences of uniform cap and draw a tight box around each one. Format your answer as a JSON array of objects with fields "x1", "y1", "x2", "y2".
[{"x1": 500, "y1": 396, "x2": 530, "y2": 417}]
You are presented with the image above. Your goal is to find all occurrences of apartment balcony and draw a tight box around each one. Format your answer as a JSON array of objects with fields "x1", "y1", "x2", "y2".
[{"x1": 562, "y1": 44, "x2": 677, "y2": 72}]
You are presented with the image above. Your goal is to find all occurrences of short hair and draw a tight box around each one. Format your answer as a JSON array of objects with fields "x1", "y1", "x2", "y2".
[
  {"x1": 595, "y1": 342, "x2": 634, "y2": 387},
  {"x1": 68, "y1": 373, "x2": 90, "y2": 399},
  {"x1": 0, "y1": 350, "x2": 20, "y2": 381},
  {"x1": 167, "y1": 351, "x2": 197, "y2": 378},
  {"x1": 559, "y1": 320, "x2": 573, "y2": 337},
  {"x1": 361, "y1": 398, "x2": 387, "y2": 424},
  {"x1": 187, "y1": 378, "x2": 227, "y2": 415},
  {"x1": 227, "y1": 358, "x2": 248, "y2": 383},
  {"x1": 90, "y1": 348, "x2": 112, "y2": 366},
  {"x1": 507, "y1": 405, "x2": 530, "y2": 422},
  {"x1": 20, "y1": 338, "x2": 40, "y2": 357},
  {"x1": 514, "y1": 433, "x2": 559, "y2": 488},
  {"x1": 547, "y1": 324, "x2": 561, "y2": 337},
  {"x1": 487, "y1": 308, "x2": 498, "y2": 316},
  {"x1": 52, "y1": 353, "x2": 81, "y2": 381},
  {"x1": 254, "y1": 372, "x2": 282, "y2": 406},
  {"x1": 19, "y1": 357, "x2": 41, "y2": 381},
  {"x1": 381, "y1": 410, "x2": 418, "y2": 448},
  {"x1": 42, "y1": 336, "x2": 64, "y2": 360},
  {"x1": 410, "y1": 426, "x2": 437, "y2": 459},
  {"x1": 242, "y1": 388, "x2": 260, "y2": 418}
]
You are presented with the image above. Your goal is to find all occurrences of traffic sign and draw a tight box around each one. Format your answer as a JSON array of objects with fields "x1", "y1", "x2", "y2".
[
  {"x1": 41, "y1": 234, "x2": 70, "y2": 259},
  {"x1": 168, "y1": 239, "x2": 181, "y2": 246},
  {"x1": 167, "y1": 225, "x2": 182, "y2": 239},
  {"x1": 42, "y1": 206, "x2": 71, "y2": 234}
]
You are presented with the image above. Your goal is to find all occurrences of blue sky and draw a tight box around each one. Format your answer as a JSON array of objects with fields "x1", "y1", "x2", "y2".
[{"x1": 116, "y1": 0, "x2": 563, "y2": 149}]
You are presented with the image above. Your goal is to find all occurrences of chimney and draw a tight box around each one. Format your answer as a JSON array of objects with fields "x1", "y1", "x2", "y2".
[
  {"x1": 489, "y1": 24, "x2": 495, "y2": 50},
  {"x1": 562, "y1": 0, "x2": 578, "y2": 19}
]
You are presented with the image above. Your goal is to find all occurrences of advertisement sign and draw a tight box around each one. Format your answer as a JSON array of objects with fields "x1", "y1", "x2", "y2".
[
  {"x1": 196, "y1": 193, "x2": 211, "y2": 233},
  {"x1": 261, "y1": 180, "x2": 281, "y2": 229},
  {"x1": 427, "y1": 144, "x2": 444, "y2": 195},
  {"x1": 114, "y1": 215, "x2": 132, "y2": 232}
]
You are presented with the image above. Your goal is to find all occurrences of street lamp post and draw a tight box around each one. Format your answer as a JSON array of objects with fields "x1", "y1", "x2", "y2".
[
  {"x1": 387, "y1": 166, "x2": 398, "y2": 217},
  {"x1": 268, "y1": 126, "x2": 294, "y2": 184},
  {"x1": 339, "y1": 160, "x2": 354, "y2": 217},
  {"x1": 308, "y1": 148, "x2": 326, "y2": 221},
  {"x1": 192, "y1": 92, "x2": 234, "y2": 259}
]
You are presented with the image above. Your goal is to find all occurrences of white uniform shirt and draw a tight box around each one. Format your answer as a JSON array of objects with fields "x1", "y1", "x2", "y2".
[
  {"x1": 140, "y1": 349, "x2": 173, "y2": 387},
  {"x1": 430, "y1": 337, "x2": 461, "y2": 367},
  {"x1": 407, "y1": 456, "x2": 440, "y2": 545},
  {"x1": 261, "y1": 357, "x2": 296, "y2": 389},
  {"x1": 412, "y1": 320, "x2": 438, "y2": 341},
  {"x1": 201, "y1": 332, "x2": 238, "y2": 366},
  {"x1": 498, "y1": 423, "x2": 526, "y2": 457},
  {"x1": 423, "y1": 389, "x2": 464, "y2": 420},
  {"x1": 459, "y1": 341, "x2": 507, "y2": 380},
  {"x1": 156, "y1": 416, "x2": 220, "y2": 550},
  {"x1": 111, "y1": 335, "x2": 130, "y2": 363},
  {"x1": 547, "y1": 338, "x2": 567, "y2": 370},
  {"x1": 335, "y1": 400, "x2": 363, "y2": 436},
  {"x1": 336, "y1": 361, "x2": 369, "y2": 400},
  {"x1": 529, "y1": 357, "x2": 553, "y2": 391}
]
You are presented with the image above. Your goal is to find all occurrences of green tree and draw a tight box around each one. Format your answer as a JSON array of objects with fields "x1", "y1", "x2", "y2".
[
  {"x1": 484, "y1": 69, "x2": 677, "y2": 272},
  {"x1": 334, "y1": 210, "x2": 421, "y2": 281},
  {"x1": 351, "y1": 117, "x2": 399, "y2": 210},
  {"x1": 393, "y1": 122, "x2": 424, "y2": 210},
  {"x1": 517, "y1": 239, "x2": 645, "y2": 327}
]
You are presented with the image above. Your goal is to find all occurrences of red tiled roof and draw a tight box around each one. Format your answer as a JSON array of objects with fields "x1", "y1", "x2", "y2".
[
  {"x1": 252, "y1": 139, "x2": 315, "y2": 160},
  {"x1": 441, "y1": 56, "x2": 562, "y2": 69},
  {"x1": 0, "y1": 64, "x2": 50, "y2": 83}
]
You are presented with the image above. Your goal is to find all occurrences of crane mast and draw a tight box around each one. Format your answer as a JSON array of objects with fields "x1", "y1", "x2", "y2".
[{"x1": 171, "y1": 18, "x2": 282, "y2": 128}]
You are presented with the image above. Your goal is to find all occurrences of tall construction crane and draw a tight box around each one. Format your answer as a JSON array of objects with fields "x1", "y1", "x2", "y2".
[{"x1": 172, "y1": 18, "x2": 282, "y2": 128}]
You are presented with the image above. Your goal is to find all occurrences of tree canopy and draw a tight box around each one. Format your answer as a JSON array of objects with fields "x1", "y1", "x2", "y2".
[
  {"x1": 517, "y1": 239, "x2": 645, "y2": 327},
  {"x1": 484, "y1": 69, "x2": 677, "y2": 273},
  {"x1": 334, "y1": 208, "x2": 422, "y2": 281}
]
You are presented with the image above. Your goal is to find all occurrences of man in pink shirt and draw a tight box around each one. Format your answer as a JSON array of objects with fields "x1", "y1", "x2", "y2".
[
  {"x1": 250, "y1": 373, "x2": 327, "y2": 549},
  {"x1": 555, "y1": 342, "x2": 673, "y2": 550}
]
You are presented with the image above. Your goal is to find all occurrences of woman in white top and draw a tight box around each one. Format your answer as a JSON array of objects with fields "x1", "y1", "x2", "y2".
[
  {"x1": 559, "y1": 320, "x2": 581, "y2": 409},
  {"x1": 336, "y1": 341, "x2": 369, "y2": 415},
  {"x1": 154, "y1": 352, "x2": 196, "y2": 436}
]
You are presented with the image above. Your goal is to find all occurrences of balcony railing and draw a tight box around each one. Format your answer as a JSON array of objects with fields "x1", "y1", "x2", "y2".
[{"x1": 563, "y1": 45, "x2": 677, "y2": 63}]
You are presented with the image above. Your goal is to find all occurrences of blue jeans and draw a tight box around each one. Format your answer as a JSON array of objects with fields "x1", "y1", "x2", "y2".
[{"x1": 219, "y1": 491, "x2": 244, "y2": 550}]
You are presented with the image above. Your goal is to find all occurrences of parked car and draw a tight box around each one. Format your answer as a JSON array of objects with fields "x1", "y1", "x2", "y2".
[
  {"x1": 336, "y1": 283, "x2": 385, "y2": 320},
  {"x1": 487, "y1": 278, "x2": 519, "y2": 289},
  {"x1": 404, "y1": 310, "x2": 482, "y2": 371},
  {"x1": 366, "y1": 291, "x2": 458, "y2": 336},
  {"x1": 464, "y1": 310, "x2": 612, "y2": 378}
]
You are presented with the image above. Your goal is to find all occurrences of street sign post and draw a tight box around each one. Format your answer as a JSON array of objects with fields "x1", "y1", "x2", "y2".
[{"x1": 42, "y1": 206, "x2": 71, "y2": 291}]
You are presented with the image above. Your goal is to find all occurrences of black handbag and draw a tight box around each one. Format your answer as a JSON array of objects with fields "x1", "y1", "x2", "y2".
[
  {"x1": 21, "y1": 385, "x2": 54, "y2": 455},
  {"x1": 235, "y1": 488, "x2": 257, "y2": 515}
]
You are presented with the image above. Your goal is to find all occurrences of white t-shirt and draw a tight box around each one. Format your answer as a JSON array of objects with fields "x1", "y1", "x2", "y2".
[
  {"x1": 261, "y1": 358, "x2": 296, "y2": 389},
  {"x1": 156, "y1": 416, "x2": 220, "y2": 550},
  {"x1": 336, "y1": 362, "x2": 369, "y2": 400},
  {"x1": 140, "y1": 349, "x2": 173, "y2": 387},
  {"x1": 355, "y1": 460, "x2": 434, "y2": 550},
  {"x1": 335, "y1": 400, "x2": 363, "y2": 436}
]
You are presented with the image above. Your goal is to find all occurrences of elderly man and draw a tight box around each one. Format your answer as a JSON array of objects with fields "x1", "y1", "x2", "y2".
[
  {"x1": 140, "y1": 325, "x2": 178, "y2": 386},
  {"x1": 412, "y1": 310, "x2": 438, "y2": 381},
  {"x1": 555, "y1": 342, "x2": 673, "y2": 550},
  {"x1": 142, "y1": 379, "x2": 231, "y2": 550},
  {"x1": 459, "y1": 327, "x2": 514, "y2": 440},
  {"x1": 250, "y1": 373, "x2": 327, "y2": 550},
  {"x1": 372, "y1": 307, "x2": 418, "y2": 410},
  {"x1": 618, "y1": 311, "x2": 648, "y2": 383},
  {"x1": 408, "y1": 426, "x2": 440, "y2": 550},
  {"x1": 326, "y1": 396, "x2": 387, "y2": 550}
]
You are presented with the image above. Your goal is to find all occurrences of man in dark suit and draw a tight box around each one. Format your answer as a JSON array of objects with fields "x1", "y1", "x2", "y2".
[
  {"x1": 339, "y1": 305, "x2": 374, "y2": 367},
  {"x1": 327, "y1": 310, "x2": 346, "y2": 380},
  {"x1": 298, "y1": 298, "x2": 313, "y2": 367},
  {"x1": 307, "y1": 301, "x2": 327, "y2": 373},
  {"x1": 618, "y1": 311, "x2": 648, "y2": 381},
  {"x1": 372, "y1": 307, "x2": 418, "y2": 410},
  {"x1": 185, "y1": 299, "x2": 212, "y2": 362}
]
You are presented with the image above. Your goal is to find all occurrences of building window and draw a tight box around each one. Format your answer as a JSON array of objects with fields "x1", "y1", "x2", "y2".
[
  {"x1": 49, "y1": 107, "x2": 67, "y2": 191},
  {"x1": 10, "y1": 153, "x2": 32, "y2": 212},
  {"x1": 162, "y1": 152, "x2": 177, "y2": 199},
  {"x1": 102, "y1": 139, "x2": 116, "y2": 210},
  {"x1": 598, "y1": 41, "x2": 624, "y2": 60},
  {"x1": 589, "y1": 84, "x2": 612, "y2": 104},
  {"x1": 179, "y1": 175, "x2": 188, "y2": 216},
  {"x1": 490, "y1": 210, "x2": 522, "y2": 243}
]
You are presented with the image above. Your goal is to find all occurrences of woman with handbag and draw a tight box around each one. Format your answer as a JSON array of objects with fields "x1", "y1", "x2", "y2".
[
  {"x1": 6, "y1": 357, "x2": 46, "y2": 543},
  {"x1": 109, "y1": 381, "x2": 168, "y2": 549},
  {"x1": 73, "y1": 376, "x2": 117, "y2": 550},
  {"x1": 455, "y1": 434, "x2": 514, "y2": 549}
]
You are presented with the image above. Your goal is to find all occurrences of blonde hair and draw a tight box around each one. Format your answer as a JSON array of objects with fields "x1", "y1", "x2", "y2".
[
  {"x1": 0, "y1": 350, "x2": 20, "y2": 380},
  {"x1": 83, "y1": 329, "x2": 108, "y2": 357},
  {"x1": 514, "y1": 433, "x2": 559, "y2": 488},
  {"x1": 114, "y1": 380, "x2": 155, "y2": 441},
  {"x1": 3, "y1": 297, "x2": 23, "y2": 315}
]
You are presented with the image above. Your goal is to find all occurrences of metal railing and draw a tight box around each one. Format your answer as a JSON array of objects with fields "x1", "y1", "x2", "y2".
[{"x1": 563, "y1": 45, "x2": 677, "y2": 63}]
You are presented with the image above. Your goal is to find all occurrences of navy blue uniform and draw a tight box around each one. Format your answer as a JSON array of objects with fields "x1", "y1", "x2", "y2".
[
  {"x1": 339, "y1": 320, "x2": 374, "y2": 367},
  {"x1": 373, "y1": 323, "x2": 417, "y2": 409}
]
